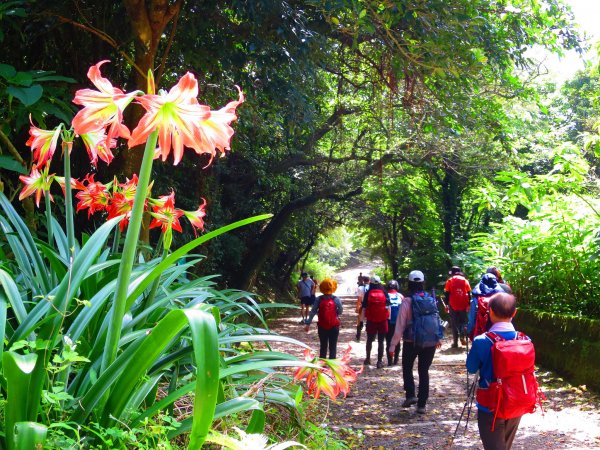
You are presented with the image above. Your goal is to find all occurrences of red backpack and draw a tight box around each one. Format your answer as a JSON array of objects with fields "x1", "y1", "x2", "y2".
[
  {"x1": 318, "y1": 296, "x2": 340, "y2": 330},
  {"x1": 447, "y1": 276, "x2": 470, "y2": 310},
  {"x1": 471, "y1": 296, "x2": 492, "y2": 340},
  {"x1": 476, "y1": 331, "x2": 544, "y2": 430},
  {"x1": 364, "y1": 289, "x2": 388, "y2": 322}
]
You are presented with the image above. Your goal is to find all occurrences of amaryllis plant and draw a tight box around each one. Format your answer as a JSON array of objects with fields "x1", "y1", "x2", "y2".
[
  {"x1": 293, "y1": 346, "x2": 362, "y2": 401},
  {"x1": 20, "y1": 60, "x2": 241, "y2": 248},
  {"x1": 1, "y1": 61, "x2": 354, "y2": 449}
]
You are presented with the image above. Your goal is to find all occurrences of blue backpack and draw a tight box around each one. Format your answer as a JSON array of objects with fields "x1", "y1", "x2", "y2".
[
  {"x1": 388, "y1": 292, "x2": 402, "y2": 324},
  {"x1": 411, "y1": 292, "x2": 444, "y2": 348}
]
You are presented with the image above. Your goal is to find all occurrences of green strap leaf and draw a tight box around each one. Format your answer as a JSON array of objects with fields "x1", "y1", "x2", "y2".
[
  {"x1": 13, "y1": 422, "x2": 48, "y2": 450},
  {"x1": 3, "y1": 352, "x2": 38, "y2": 450}
]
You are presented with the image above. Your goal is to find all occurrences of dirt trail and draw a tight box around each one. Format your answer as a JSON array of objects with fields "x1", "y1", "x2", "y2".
[{"x1": 269, "y1": 288, "x2": 600, "y2": 449}]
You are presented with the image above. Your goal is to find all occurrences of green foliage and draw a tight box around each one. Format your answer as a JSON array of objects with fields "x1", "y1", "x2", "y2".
[{"x1": 0, "y1": 195, "x2": 317, "y2": 448}]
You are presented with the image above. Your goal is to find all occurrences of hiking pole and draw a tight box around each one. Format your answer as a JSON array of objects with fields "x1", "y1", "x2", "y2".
[
  {"x1": 448, "y1": 372, "x2": 478, "y2": 449},
  {"x1": 463, "y1": 373, "x2": 478, "y2": 434}
]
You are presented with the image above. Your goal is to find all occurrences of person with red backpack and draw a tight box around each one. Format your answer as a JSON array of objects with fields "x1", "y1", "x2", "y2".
[
  {"x1": 444, "y1": 266, "x2": 472, "y2": 348},
  {"x1": 361, "y1": 275, "x2": 390, "y2": 369},
  {"x1": 466, "y1": 293, "x2": 541, "y2": 450},
  {"x1": 467, "y1": 273, "x2": 505, "y2": 340},
  {"x1": 305, "y1": 278, "x2": 343, "y2": 359}
]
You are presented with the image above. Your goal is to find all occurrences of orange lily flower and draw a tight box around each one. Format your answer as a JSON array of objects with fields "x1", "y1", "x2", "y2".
[
  {"x1": 18, "y1": 165, "x2": 55, "y2": 207},
  {"x1": 26, "y1": 118, "x2": 62, "y2": 167},
  {"x1": 128, "y1": 73, "x2": 244, "y2": 165},
  {"x1": 72, "y1": 60, "x2": 138, "y2": 149}
]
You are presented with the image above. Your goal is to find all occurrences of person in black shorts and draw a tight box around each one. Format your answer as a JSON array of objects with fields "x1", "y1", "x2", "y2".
[{"x1": 297, "y1": 272, "x2": 315, "y2": 324}]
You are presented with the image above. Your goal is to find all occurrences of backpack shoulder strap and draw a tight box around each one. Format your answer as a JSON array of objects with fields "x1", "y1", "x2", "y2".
[
  {"x1": 485, "y1": 331, "x2": 505, "y2": 343},
  {"x1": 515, "y1": 331, "x2": 528, "y2": 341}
]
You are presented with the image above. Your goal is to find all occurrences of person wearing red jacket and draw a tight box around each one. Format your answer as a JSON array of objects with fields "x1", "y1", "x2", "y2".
[{"x1": 444, "y1": 266, "x2": 471, "y2": 348}]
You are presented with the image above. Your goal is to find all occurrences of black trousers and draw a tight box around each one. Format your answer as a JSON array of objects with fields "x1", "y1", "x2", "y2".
[
  {"x1": 477, "y1": 410, "x2": 521, "y2": 450},
  {"x1": 366, "y1": 331, "x2": 385, "y2": 361},
  {"x1": 401, "y1": 342, "x2": 436, "y2": 407},
  {"x1": 449, "y1": 306, "x2": 468, "y2": 344},
  {"x1": 318, "y1": 326, "x2": 340, "y2": 359}
]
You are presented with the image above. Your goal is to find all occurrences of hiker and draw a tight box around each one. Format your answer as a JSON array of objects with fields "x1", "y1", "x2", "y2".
[
  {"x1": 297, "y1": 272, "x2": 315, "y2": 324},
  {"x1": 355, "y1": 275, "x2": 369, "y2": 342},
  {"x1": 389, "y1": 270, "x2": 443, "y2": 414},
  {"x1": 467, "y1": 273, "x2": 505, "y2": 339},
  {"x1": 444, "y1": 266, "x2": 472, "y2": 348},
  {"x1": 362, "y1": 275, "x2": 390, "y2": 368},
  {"x1": 385, "y1": 279, "x2": 403, "y2": 366},
  {"x1": 486, "y1": 267, "x2": 512, "y2": 294},
  {"x1": 357, "y1": 272, "x2": 364, "y2": 287},
  {"x1": 305, "y1": 278, "x2": 343, "y2": 359},
  {"x1": 466, "y1": 293, "x2": 535, "y2": 450}
]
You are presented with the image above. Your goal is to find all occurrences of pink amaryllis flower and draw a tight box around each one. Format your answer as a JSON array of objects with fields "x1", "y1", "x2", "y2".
[
  {"x1": 148, "y1": 191, "x2": 184, "y2": 234},
  {"x1": 293, "y1": 346, "x2": 361, "y2": 401},
  {"x1": 105, "y1": 175, "x2": 138, "y2": 230},
  {"x1": 18, "y1": 165, "x2": 55, "y2": 207},
  {"x1": 196, "y1": 86, "x2": 245, "y2": 158},
  {"x1": 72, "y1": 60, "x2": 138, "y2": 151},
  {"x1": 128, "y1": 73, "x2": 244, "y2": 165},
  {"x1": 74, "y1": 174, "x2": 111, "y2": 217},
  {"x1": 80, "y1": 128, "x2": 117, "y2": 165},
  {"x1": 183, "y1": 199, "x2": 207, "y2": 235},
  {"x1": 26, "y1": 118, "x2": 63, "y2": 167}
]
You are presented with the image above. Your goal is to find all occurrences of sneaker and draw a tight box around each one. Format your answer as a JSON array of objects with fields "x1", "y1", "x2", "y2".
[
  {"x1": 376, "y1": 360, "x2": 384, "y2": 369},
  {"x1": 460, "y1": 336, "x2": 467, "y2": 346},
  {"x1": 416, "y1": 405, "x2": 427, "y2": 414},
  {"x1": 363, "y1": 358, "x2": 372, "y2": 366},
  {"x1": 401, "y1": 397, "x2": 418, "y2": 407}
]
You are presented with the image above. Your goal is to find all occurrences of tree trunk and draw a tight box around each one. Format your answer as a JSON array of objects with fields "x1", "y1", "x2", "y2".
[
  {"x1": 116, "y1": 0, "x2": 183, "y2": 178},
  {"x1": 237, "y1": 186, "x2": 362, "y2": 290},
  {"x1": 441, "y1": 167, "x2": 460, "y2": 254}
]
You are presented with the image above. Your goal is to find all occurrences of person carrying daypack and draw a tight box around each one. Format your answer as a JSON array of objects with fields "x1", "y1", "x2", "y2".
[
  {"x1": 467, "y1": 273, "x2": 505, "y2": 340},
  {"x1": 385, "y1": 280, "x2": 403, "y2": 366},
  {"x1": 362, "y1": 275, "x2": 390, "y2": 369},
  {"x1": 486, "y1": 266, "x2": 512, "y2": 294},
  {"x1": 389, "y1": 270, "x2": 444, "y2": 414},
  {"x1": 444, "y1": 266, "x2": 472, "y2": 348},
  {"x1": 305, "y1": 278, "x2": 343, "y2": 359},
  {"x1": 355, "y1": 275, "x2": 370, "y2": 342},
  {"x1": 466, "y1": 293, "x2": 542, "y2": 450}
]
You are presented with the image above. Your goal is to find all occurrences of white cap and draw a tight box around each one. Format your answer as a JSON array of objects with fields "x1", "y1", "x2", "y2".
[
  {"x1": 371, "y1": 274, "x2": 381, "y2": 284},
  {"x1": 408, "y1": 270, "x2": 425, "y2": 282}
]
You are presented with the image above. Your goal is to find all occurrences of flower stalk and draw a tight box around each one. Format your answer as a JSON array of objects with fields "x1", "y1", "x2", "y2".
[
  {"x1": 101, "y1": 129, "x2": 158, "y2": 373},
  {"x1": 62, "y1": 139, "x2": 75, "y2": 256},
  {"x1": 44, "y1": 192, "x2": 53, "y2": 246}
]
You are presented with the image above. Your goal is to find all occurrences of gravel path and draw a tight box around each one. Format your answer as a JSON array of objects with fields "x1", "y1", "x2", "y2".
[{"x1": 269, "y1": 294, "x2": 600, "y2": 449}]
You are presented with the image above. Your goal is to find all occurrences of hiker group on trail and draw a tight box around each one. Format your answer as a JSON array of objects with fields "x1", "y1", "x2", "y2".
[{"x1": 297, "y1": 266, "x2": 542, "y2": 450}]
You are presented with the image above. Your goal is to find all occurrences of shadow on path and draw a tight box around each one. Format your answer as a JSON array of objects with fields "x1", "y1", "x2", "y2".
[{"x1": 269, "y1": 294, "x2": 600, "y2": 449}]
